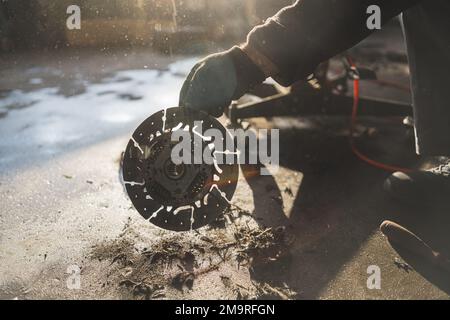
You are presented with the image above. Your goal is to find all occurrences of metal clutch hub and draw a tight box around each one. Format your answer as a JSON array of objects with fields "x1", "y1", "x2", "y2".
[{"x1": 122, "y1": 107, "x2": 239, "y2": 231}]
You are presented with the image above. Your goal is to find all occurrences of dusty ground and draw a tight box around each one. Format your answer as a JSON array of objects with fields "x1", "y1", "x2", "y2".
[{"x1": 1, "y1": 24, "x2": 450, "y2": 300}]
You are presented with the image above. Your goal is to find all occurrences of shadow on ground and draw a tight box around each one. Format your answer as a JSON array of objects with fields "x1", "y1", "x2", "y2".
[{"x1": 239, "y1": 116, "x2": 450, "y2": 298}]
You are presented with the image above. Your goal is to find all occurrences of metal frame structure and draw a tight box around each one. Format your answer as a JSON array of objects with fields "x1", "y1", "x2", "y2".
[{"x1": 228, "y1": 62, "x2": 413, "y2": 125}]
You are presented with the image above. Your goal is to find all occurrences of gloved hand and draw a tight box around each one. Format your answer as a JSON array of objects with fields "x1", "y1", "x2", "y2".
[{"x1": 179, "y1": 46, "x2": 266, "y2": 117}]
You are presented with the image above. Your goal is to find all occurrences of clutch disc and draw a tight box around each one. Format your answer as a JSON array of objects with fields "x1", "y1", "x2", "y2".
[{"x1": 122, "y1": 107, "x2": 239, "y2": 231}]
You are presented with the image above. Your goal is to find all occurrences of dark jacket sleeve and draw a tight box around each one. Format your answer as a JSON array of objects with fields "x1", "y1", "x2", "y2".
[{"x1": 246, "y1": 0, "x2": 421, "y2": 86}]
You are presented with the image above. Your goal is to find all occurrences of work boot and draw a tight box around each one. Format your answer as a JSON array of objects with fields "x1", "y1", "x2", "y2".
[
  {"x1": 383, "y1": 160, "x2": 450, "y2": 208},
  {"x1": 380, "y1": 220, "x2": 450, "y2": 273}
]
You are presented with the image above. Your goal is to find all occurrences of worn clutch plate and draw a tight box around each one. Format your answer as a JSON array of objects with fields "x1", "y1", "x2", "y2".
[{"x1": 122, "y1": 107, "x2": 239, "y2": 231}]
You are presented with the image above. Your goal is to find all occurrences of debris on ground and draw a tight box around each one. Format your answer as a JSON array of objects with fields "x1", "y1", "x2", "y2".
[
  {"x1": 171, "y1": 272, "x2": 195, "y2": 291},
  {"x1": 233, "y1": 225, "x2": 293, "y2": 266},
  {"x1": 283, "y1": 187, "x2": 294, "y2": 197},
  {"x1": 253, "y1": 282, "x2": 300, "y2": 300},
  {"x1": 219, "y1": 275, "x2": 299, "y2": 300},
  {"x1": 86, "y1": 205, "x2": 297, "y2": 300},
  {"x1": 394, "y1": 257, "x2": 414, "y2": 273},
  {"x1": 208, "y1": 204, "x2": 254, "y2": 229},
  {"x1": 119, "y1": 279, "x2": 165, "y2": 299}
]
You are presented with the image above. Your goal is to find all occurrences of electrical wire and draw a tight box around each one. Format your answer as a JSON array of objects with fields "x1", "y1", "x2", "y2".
[{"x1": 346, "y1": 56, "x2": 413, "y2": 173}]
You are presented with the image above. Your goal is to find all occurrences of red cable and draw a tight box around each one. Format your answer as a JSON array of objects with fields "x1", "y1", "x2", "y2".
[{"x1": 347, "y1": 57, "x2": 412, "y2": 173}]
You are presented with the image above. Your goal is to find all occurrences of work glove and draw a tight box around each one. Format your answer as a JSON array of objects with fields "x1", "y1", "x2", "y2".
[{"x1": 179, "y1": 46, "x2": 266, "y2": 117}]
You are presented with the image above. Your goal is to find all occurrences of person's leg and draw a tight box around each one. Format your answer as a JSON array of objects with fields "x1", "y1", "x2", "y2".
[
  {"x1": 384, "y1": 0, "x2": 450, "y2": 207},
  {"x1": 381, "y1": 1, "x2": 450, "y2": 266},
  {"x1": 402, "y1": 0, "x2": 450, "y2": 155}
]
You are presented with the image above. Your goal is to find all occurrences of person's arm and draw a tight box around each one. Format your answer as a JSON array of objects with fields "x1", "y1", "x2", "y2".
[
  {"x1": 179, "y1": 0, "x2": 422, "y2": 116},
  {"x1": 244, "y1": 0, "x2": 422, "y2": 86}
]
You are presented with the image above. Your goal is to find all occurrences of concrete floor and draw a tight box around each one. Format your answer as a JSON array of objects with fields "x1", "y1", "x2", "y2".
[{"x1": 1, "y1": 25, "x2": 449, "y2": 300}]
